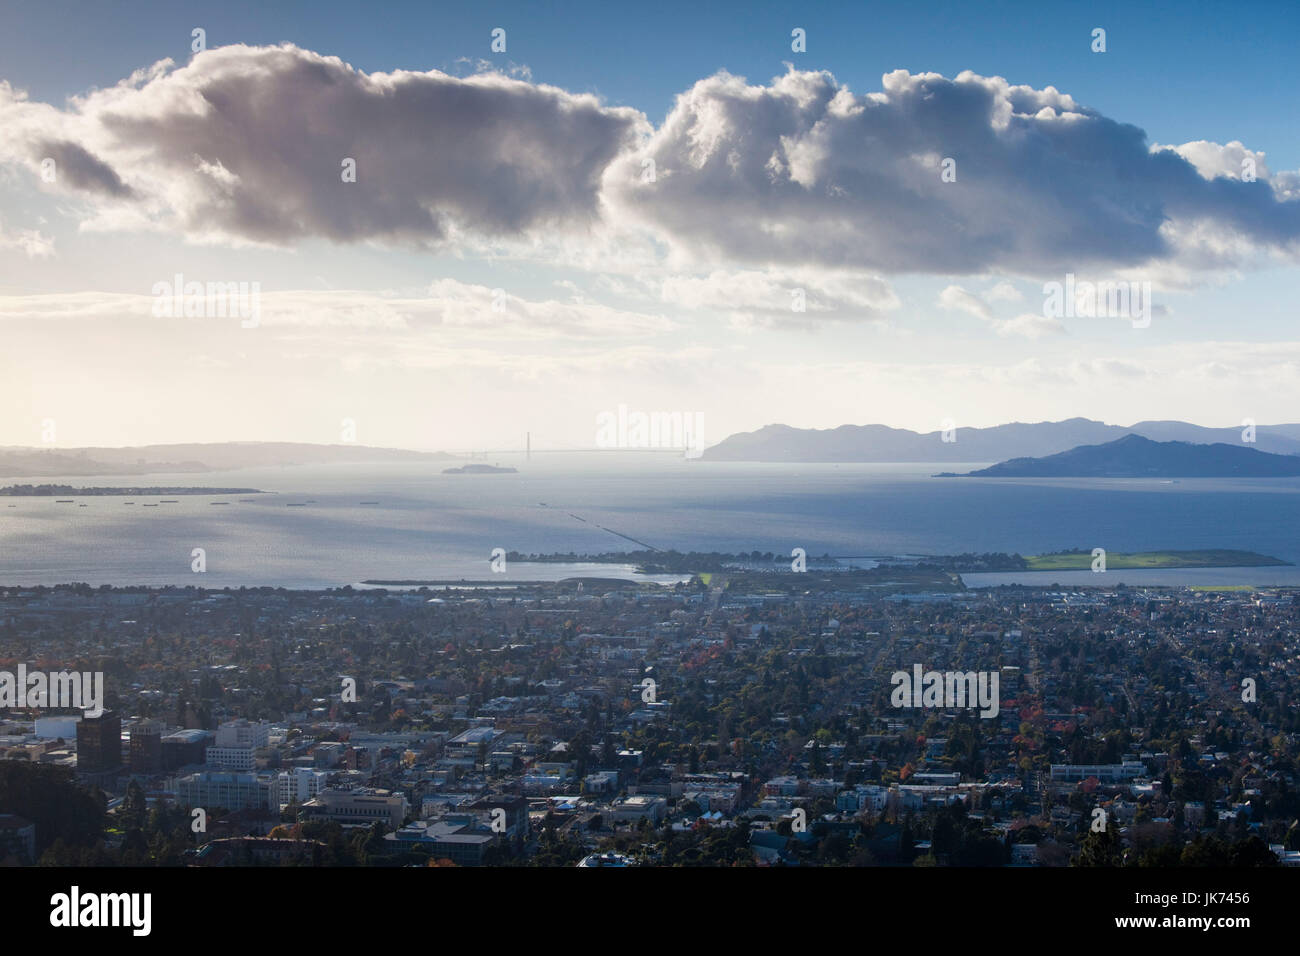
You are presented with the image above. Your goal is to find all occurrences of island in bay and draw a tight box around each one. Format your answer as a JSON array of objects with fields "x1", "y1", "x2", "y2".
[
  {"x1": 441, "y1": 464, "x2": 518, "y2": 474},
  {"x1": 359, "y1": 546, "x2": 1290, "y2": 590},
  {"x1": 0, "y1": 484, "x2": 265, "y2": 496}
]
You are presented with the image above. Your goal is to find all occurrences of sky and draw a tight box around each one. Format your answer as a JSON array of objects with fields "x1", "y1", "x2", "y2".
[{"x1": 1, "y1": 0, "x2": 1298, "y2": 452}]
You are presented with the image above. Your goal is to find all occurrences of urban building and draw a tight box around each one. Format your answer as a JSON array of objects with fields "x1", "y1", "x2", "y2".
[
  {"x1": 299, "y1": 787, "x2": 408, "y2": 828},
  {"x1": 129, "y1": 720, "x2": 163, "y2": 774},
  {"x1": 161, "y1": 729, "x2": 209, "y2": 770},
  {"x1": 176, "y1": 771, "x2": 278, "y2": 811},
  {"x1": 75, "y1": 710, "x2": 122, "y2": 775}
]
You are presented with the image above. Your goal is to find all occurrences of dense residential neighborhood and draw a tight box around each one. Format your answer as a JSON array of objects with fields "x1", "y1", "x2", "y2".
[{"x1": 1, "y1": 577, "x2": 1297, "y2": 867}]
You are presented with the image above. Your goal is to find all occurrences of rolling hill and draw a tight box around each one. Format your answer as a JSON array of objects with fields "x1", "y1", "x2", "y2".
[{"x1": 940, "y1": 434, "x2": 1300, "y2": 478}]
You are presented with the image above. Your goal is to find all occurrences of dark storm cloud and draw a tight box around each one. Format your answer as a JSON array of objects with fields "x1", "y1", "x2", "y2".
[{"x1": 604, "y1": 68, "x2": 1300, "y2": 275}]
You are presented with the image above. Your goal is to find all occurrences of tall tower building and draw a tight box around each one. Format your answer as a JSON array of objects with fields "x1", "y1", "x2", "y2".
[
  {"x1": 77, "y1": 710, "x2": 122, "y2": 774},
  {"x1": 129, "y1": 719, "x2": 163, "y2": 774}
]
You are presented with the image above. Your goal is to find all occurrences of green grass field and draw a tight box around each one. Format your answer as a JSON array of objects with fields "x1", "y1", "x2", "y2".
[{"x1": 1023, "y1": 549, "x2": 1288, "y2": 571}]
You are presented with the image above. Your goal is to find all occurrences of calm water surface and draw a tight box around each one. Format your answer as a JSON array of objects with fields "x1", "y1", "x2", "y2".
[{"x1": 2, "y1": 454, "x2": 1298, "y2": 588}]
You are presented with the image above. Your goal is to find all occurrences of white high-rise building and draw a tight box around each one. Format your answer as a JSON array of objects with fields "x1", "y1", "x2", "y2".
[
  {"x1": 278, "y1": 768, "x2": 329, "y2": 808},
  {"x1": 206, "y1": 719, "x2": 272, "y2": 770},
  {"x1": 215, "y1": 719, "x2": 270, "y2": 749},
  {"x1": 176, "y1": 771, "x2": 277, "y2": 811}
]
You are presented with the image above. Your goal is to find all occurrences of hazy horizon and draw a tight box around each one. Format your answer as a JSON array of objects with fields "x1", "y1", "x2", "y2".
[{"x1": 4, "y1": 413, "x2": 1300, "y2": 457}]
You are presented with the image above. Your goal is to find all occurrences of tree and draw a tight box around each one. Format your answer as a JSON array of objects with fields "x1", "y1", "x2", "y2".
[
  {"x1": 1180, "y1": 836, "x2": 1230, "y2": 867},
  {"x1": 121, "y1": 780, "x2": 148, "y2": 831},
  {"x1": 1284, "y1": 820, "x2": 1300, "y2": 851},
  {"x1": 1228, "y1": 835, "x2": 1279, "y2": 867},
  {"x1": 1077, "y1": 822, "x2": 1123, "y2": 867},
  {"x1": 0, "y1": 762, "x2": 106, "y2": 855},
  {"x1": 810, "y1": 740, "x2": 827, "y2": 775}
]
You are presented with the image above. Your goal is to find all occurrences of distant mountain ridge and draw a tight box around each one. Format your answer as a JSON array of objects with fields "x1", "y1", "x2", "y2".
[
  {"x1": 941, "y1": 434, "x2": 1300, "y2": 478},
  {"x1": 701, "y1": 418, "x2": 1300, "y2": 462},
  {"x1": 0, "y1": 442, "x2": 453, "y2": 477}
]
